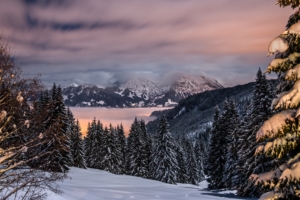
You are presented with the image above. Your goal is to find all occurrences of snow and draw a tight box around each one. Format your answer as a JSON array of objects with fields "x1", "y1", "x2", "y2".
[
  {"x1": 253, "y1": 164, "x2": 287, "y2": 187},
  {"x1": 47, "y1": 167, "x2": 244, "y2": 200},
  {"x1": 284, "y1": 21, "x2": 300, "y2": 35},
  {"x1": 279, "y1": 161, "x2": 300, "y2": 183},
  {"x1": 267, "y1": 36, "x2": 289, "y2": 56},
  {"x1": 164, "y1": 99, "x2": 178, "y2": 107},
  {"x1": 285, "y1": 63, "x2": 300, "y2": 80},
  {"x1": 256, "y1": 110, "x2": 295, "y2": 141},
  {"x1": 96, "y1": 101, "x2": 105, "y2": 105},
  {"x1": 259, "y1": 191, "x2": 283, "y2": 200},
  {"x1": 275, "y1": 80, "x2": 300, "y2": 109}
]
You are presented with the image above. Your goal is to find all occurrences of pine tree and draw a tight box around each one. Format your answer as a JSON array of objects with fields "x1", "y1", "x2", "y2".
[
  {"x1": 139, "y1": 119, "x2": 151, "y2": 178},
  {"x1": 186, "y1": 140, "x2": 200, "y2": 185},
  {"x1": 117, "y1": 124, "x2": 126, "y2": 174},
  {"x1": 152, "y1": 115, "x2": 178, "y2": 184},
  {"x1": 237, "y1": 69, "x2": 274, "y2": 197},
  {"x1": 205, "y1": 107, "x2": 226, "y2": 189},
  {"x1": 70, "y1": 120, "x2": 87, "y2": 169},
  {"x1": 222, "y1": 100, "x2": 240, "y2": 189},
  {"x1": 175, "y1": 140, "x2": 189, "y2": 183},
  {"x1": 250, "y1": 4, "x2": 300, "y2": 199},
  {"x1": 90, "y1": 119, "x2": 103, "y2": 169},
  {"x1": 194, "y1": 141, "x2": 205, "y2": 183}
]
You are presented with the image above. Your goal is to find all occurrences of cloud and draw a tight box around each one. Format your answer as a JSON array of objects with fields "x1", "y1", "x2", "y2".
[{"x1": 0, "y1": 0, "x2": 294, "y2": 87}]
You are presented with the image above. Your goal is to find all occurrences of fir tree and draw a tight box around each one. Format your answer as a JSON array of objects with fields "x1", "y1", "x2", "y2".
[
  {"x1": 152, "y1": 115, "x2": 178, "y2": 184},
  {"x1": 237, "y1": 69, "x2": 274, "y2": 197},
  {"x1": 71, "y1": 120, "x2": 87, "y2": 169},
  {"x1": 175, "y1": 140, "x2": 189, "y2": 183},
  {"x1": 186, "y1": 140, "x2": 200, "y2": 185},
  {"x1": 117, "y1": 124, "x2": 126, "y2": 174},
  {"x1": 205, "y1": 107, "x2": 226, "y2": 189},
  {"x1": 250, "y1": 4, "x2": 300, "y2": 199},
  {"x1": 222, "y1": 100, "x2": 240, "y2": 189}
]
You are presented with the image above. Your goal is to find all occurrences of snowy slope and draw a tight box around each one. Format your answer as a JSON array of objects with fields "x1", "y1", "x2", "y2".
[
  {"x1": 119, "y1": 77, "x2": 166, "y2": 99},
  {"x1": 47, "y1": 167, "x2": 245, "y2": 200}
]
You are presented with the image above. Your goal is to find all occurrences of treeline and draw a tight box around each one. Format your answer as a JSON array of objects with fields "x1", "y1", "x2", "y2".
[
  {"x1": 83, "y1": 116, "x2": 206, "y2": 185},
  {"x1": 205, "y1": 68, "x2": 274, "y2": 197}
]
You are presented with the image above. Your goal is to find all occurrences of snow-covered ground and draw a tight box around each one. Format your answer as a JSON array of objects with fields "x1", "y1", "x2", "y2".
[{"x1": 47, "y1": 167, "x2": 251, "y2": 200}]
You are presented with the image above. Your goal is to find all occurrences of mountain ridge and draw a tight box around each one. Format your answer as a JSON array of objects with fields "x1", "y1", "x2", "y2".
[{"x1": 63, "y1": 75, "x2": 224, "y2": 108}]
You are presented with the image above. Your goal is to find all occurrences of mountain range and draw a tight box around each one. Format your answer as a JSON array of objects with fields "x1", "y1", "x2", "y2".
[{"x1": 62, "y1": 75, "x2": 223, "y2": 108}]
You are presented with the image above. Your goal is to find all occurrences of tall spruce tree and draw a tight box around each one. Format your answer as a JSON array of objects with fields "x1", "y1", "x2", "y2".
[
  {"x1": 222, "y1": 100, "x2": 240, "y2": 189},
  {"x1": 152, "y1": 115, "x2": 178, "y2": 184},
  {"x1": 249, "y1": 4, "x2": 300, "y2": 199},
  {"x1": 117, "y1": 124, "x2": 126, "y2": 174},
  {"x1": 71, "y1": 120, "x2": 87, "y2": 169},
  {"x1": 186, "y1": 140, "x2": 200, "y2": 185},
  {"x1": 237, "y1": 69, "x2": 274, "y2": 197},
  {"x1": 206, "y1": 106, "x2": 226, "y2": 189},
  {"x1": 90, "y1": 119, "x2": 103, "y2": 169},
  {"x1": 175, "y1": 140, "x2": 189, "y2": 184}
]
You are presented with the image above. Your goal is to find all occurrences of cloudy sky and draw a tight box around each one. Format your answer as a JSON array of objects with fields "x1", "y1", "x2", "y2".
[{"x1": 0, "y1": 0, "x2": 294, "y2": 87}]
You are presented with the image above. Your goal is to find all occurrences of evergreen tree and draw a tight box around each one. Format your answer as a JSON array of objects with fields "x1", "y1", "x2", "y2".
[
  {"x1": 186, "y1": 140, "x2": 200, "y2": 185},
  {"x1": 90, "y1": 119, "x2": 103, "y2": 169},
  {"x1": 222, "y1": 100, "x2": 240, "y2": 189},
  {"x1": 117, "y1": 124, "x2": 126, "y2": 174},
  {"x1": 194, "y1": 141, "x2": 205, "y2": 183},
  {"x1": 205, "y1": 107, "x2": 226, "y2": 189},
  {"x1": 250, "y1": 4, "x2": 300, "y2": 199},
  {"x1": 237, "y1": 69, "x2": 274, "y2": 197},
  {"x1": 175, "y1": 140, "x2": 189, "y2": 183},
  {"x1": 71, "y1": 120, "x2": 87, "y2": 169},
  {"x1": 152, "y1": 115, "x2": 178, "y2": 184}
]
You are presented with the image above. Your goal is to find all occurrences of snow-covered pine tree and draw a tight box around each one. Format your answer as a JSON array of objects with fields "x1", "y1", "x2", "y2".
[
  {"x1": 205, "y1": 106, "x2": 226, "y2": 189},
  {"x1": 222, "y1": 100, "x2": 240, "y2": 189},
  {"x1": 152, "y1": 115, "x2": 179, "y2": 184},
  {"x1": 67, "y1": 107, "x2": 75, "y2": 166},
  {"x1": 194, "y1": 141, "x2": 205, "y2": 183},
  {"x1": 117, "y1": 124, "x2": 126, "y2": 174},
  {"x1": 175, "y1": 139, "x2": 189, "y2": 184},
  {"x1": 186, "y1": 140, "x2": 200, "y2": 185},
  {"x1": 109, "y1": 124, "x2": 122, "y2": 174},
  {"x1": 84, "y1": 122, "x2": 92, "y2": 167},
  {"x1": 126, "y1": 117, "x2": 141, "y2": 176},
  {"x1": 139, "y1": 119, "x2": 151, "y2": 178},
  {"x1": 251, "y1": 4, "x2": 300, "y2": 199},
  {"x1": 88, "y1": 118, "x2": 98, "y2": 168},
  {"x1": 237, "y1": 68, "x2": 274, "y2": 197},
  {"x1": 37, "y1": 84, "x2": 71, "y2": 172},
  {"x1": 70, "y1": 119, "x2": 87, "y2": 169}
]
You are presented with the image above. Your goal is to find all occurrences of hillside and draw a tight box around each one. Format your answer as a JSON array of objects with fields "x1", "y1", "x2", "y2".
[
  {"x1": 46, "y1": 167, "x2": 244, "y2": 200},
  {"x1": 146, "y1": 80, "x2": 276, "y2": 137}
]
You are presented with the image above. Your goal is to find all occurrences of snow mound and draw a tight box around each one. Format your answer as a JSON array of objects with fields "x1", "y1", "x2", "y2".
[
  {"x1": 256, "y1": 110, "x2": 295, "y2": 141},
  {"x1": 268, "y1": 36, "x2": 289, "y2": 56}
]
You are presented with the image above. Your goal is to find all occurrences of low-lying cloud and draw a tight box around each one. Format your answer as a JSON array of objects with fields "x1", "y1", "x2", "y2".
[{"x1": 0, "y1": 0, "x2": 293, "y2": 87}]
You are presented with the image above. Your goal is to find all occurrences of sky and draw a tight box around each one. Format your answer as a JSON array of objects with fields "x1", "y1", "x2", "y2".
[{"x1": 0, "y1": 0, "x2": 294, "y2": 87}]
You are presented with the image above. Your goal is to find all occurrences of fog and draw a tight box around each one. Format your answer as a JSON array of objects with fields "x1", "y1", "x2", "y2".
[{"x1": 70, "y1": 107, "x2": 170, "y2": 136}]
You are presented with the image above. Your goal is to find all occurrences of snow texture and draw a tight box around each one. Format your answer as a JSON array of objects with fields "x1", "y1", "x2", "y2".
[
  {"x1": 256, "y1": 110, "x2": 295, "y2": 141},
  {"x1": 283, "y1": 21, "x2": 300, "y2": 35},
  {"x1": 47, "y1": 167, "x2": 243, "y2": 200},
  {"x1": 268, "y1": 36, "x2": 289, "y2": 56},
  {"x1": 275, "y1": 80, "x2": 300, "y2": 109},
  {"x1": 285, "y1": 63, "x2": 300, "y2": 80}
]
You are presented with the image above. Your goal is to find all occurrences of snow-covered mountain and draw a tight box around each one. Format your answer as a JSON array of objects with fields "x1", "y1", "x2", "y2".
[
  {"x1": 62, "y1": 75, "x2": 224, "y2": 108},
  {"x1": 116, "y1": 77, "x2": 166, "y2": 100},
  {"x1": 169, "y1": 75, "x2": 223, "y2": 99}
]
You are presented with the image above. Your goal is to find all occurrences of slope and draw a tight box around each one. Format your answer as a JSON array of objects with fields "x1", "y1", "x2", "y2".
[
  {"x1": 47, "y1": 167, "x2": 245, "y2": 200},
  {"x1": 147, "y1": 80, "x2": 276, "y2": 137}
]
